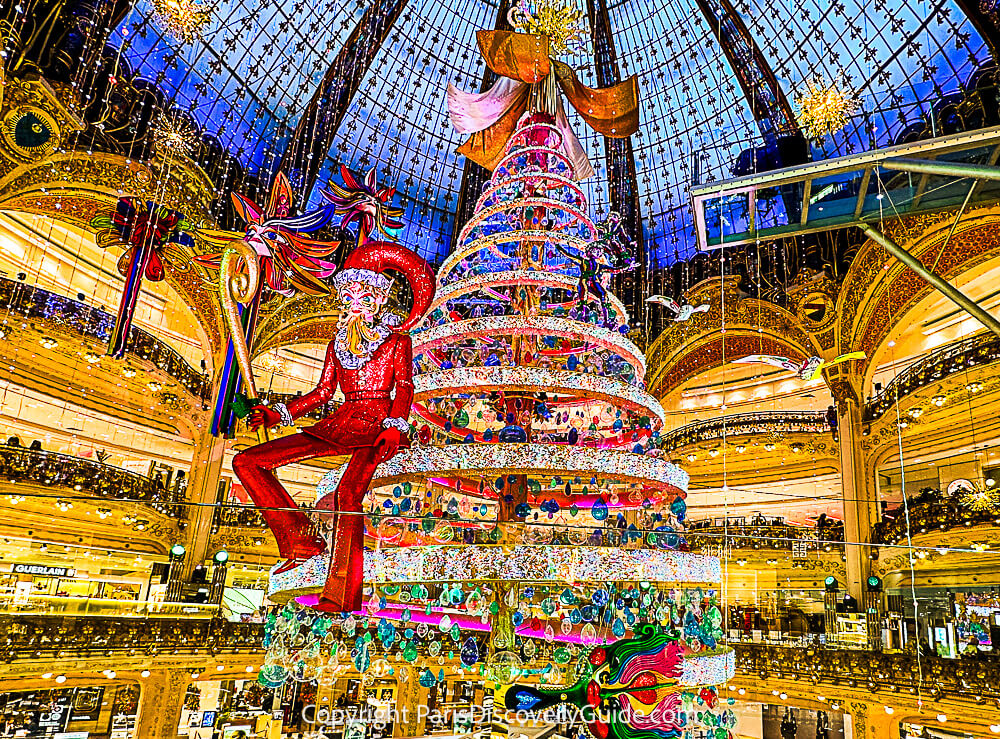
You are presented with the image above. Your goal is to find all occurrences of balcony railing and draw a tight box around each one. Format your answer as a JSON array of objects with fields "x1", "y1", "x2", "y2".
[
  {"x1": 657, "y1": 411, "x2": 829, "y2": 454},
  {"x1": 871, "y1": 488, "x2": 1000, "y2": 545},
  {"x1": 213, "y1": 503, "x2": 268, "y2": 530},
  {"x1": 0, "y1": 276, "x2": 210, "y2": 400},
  {"x1": 0, "y1": 594, "x2": 219, "y2": 619},
  {"x1": 0, "y1": 444, "x2": 187, "y2": 518},
  {"x1": 686, "y1": 520, "x2": 845, "y2": 553},
  {"x1": 733, "y1": 643, "x2": 1000, "y2": 701},
  {"x1": 864, "y1": 332, "x2": 1000, "y2": 422},
  {"x1": 0, "y1": 614, "x2": 263, "y2": 658}
]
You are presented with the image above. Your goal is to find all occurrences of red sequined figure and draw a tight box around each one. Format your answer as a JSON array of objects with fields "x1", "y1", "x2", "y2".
[{"x1": 232, "y1": 242, "x2": 435, "y2": 612}]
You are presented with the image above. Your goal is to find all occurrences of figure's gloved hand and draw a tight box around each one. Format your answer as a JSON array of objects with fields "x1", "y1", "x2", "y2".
[
  {"x1": 373, "y1": 427, "x2": 404, "y2": 464},
  {"x1": 248, "y1": 405, "x2": 281, "y2": 430}
]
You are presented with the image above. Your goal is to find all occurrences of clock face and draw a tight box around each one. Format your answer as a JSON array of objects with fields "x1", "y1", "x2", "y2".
[
  {"x1": 947, "y1": 478, "x2": 975, "y2": 496},
  {"x1": 1, "y1": 106, "x2": 60, "y2": 162},
  {"x1": 797, "y1": 291, "x2": 835, "y2": 330}
]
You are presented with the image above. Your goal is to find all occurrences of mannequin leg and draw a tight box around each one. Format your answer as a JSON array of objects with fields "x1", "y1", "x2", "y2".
[
  {"x1": 319, "y1": 446, "x2": 380, "y2": 612},
  {"x1": 232, "y1": 433, "x2": 340, "y2": 558}
]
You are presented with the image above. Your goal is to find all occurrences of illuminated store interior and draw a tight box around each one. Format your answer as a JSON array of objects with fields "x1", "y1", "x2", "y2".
[{"x1": 4, "y1": 0, "x2": 1000, "y2": 737}]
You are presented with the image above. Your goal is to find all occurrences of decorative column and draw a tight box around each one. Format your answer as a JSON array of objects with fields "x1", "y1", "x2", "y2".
[
  {"x1": 134, "y1": 668, "x2": 191, "y2": 739},
  {"x1": 394, "y1": 673, "x2": 428, "y2": 737},
  {"x1": 181, "y1": 429, "x2": 227, "y2": 578},
  {"x1": 863, "y1": 576, "x2": 884, "y2": 651},
  {"x1": 823, "y1": 363, "x2": 878, "y2": 601}
]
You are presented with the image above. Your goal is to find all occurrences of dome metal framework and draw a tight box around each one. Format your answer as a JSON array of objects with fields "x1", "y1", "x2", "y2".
[{"x1": 111, "y1": 0, "x2": 990, "y2": 265}]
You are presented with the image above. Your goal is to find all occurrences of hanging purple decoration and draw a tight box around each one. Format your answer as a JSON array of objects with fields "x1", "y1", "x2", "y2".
[{"x1": 91, "y1": 198, "x2": 193, "y2": 358}]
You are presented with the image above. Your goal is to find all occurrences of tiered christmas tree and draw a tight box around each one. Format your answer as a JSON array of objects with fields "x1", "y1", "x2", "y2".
[{"x1": 263, "y1": 111, "x2": 735, "y2": 737}]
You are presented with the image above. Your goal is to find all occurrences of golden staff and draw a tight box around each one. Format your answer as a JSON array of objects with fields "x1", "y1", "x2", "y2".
[{"x1": 219, "y1": 240, "x2": 269, "y2": 443}]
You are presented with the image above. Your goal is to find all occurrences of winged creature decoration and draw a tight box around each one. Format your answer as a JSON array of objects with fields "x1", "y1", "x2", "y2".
[
  {"x1": 645, "y1": 295, "x2": 711, "y2": 322},
  {"x1": 734, "y1": 351, "x2": 866, "y2": 381}
]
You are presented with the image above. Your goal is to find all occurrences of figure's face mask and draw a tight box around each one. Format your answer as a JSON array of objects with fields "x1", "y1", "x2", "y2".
[
  {"x1": 338, "y1": 280, "x2": 388, "y2": 323},
  {"x1": 244, "y1": 223, "x2": 288, "y2": 258}
]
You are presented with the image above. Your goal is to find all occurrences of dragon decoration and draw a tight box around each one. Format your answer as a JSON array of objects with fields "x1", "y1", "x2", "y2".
[{"x1": 498, "y1": 624, "x2": 735, "y2": 739}]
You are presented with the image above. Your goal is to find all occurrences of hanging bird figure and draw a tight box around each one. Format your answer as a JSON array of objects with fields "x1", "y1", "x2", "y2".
[
  {"x1": 734, "y1": 351, "x2": 866, "y2": 381},
  {"x1": 645, "y1": 295, "x2": 710, "y2": 322}
]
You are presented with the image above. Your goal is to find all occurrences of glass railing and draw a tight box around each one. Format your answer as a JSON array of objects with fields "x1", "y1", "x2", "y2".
[{"x1": 0, "y1": 594, "x2": 219, "y2": 619}]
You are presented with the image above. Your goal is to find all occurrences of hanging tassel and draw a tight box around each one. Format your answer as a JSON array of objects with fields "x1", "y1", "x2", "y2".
[{"x1": 108, "y1": 243, "x2": 153, "y2": 359}]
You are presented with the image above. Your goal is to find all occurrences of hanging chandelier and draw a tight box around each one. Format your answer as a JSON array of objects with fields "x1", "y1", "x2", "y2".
[
  {"x1": 794, "y1": 76, "x2": 859, "y2": 141},
  {"x1": 958, "y1": 483, "x2": 1000, "y2": 513},
  {"x1": 150, "y1": 0, "x2": 212, "y2": 44},
  {"x1": 507, "y1": 0, "x2": 588, "y2": 56}
]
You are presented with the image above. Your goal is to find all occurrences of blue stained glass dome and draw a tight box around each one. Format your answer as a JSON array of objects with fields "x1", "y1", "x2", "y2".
[{"x1": 112, "y1": 0, "x2": 990, "y2": 265}]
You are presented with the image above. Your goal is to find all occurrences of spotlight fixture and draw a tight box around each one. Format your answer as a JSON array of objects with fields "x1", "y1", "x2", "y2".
[
  {"x1": 147, "y1": 381, "x2": 163, "y2": 392},
  {"x1": 932, "y1": 395, "x2": 946, "y2": 406},
  {"x1": 55, "y1": 675, "x2": 66, "y2": 683},
  {"x1": 140, "y1": 669, "x2": 151, "y2": 678},
  {"x1": 122, "y1": 366, "x2": 137, "y2": 379},
  {"x1": 39, "y1": 336, "x2": 58, "y2": 349}
]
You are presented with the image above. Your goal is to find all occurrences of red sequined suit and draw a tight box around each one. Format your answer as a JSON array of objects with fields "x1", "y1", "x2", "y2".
[{"x1": 232, "y1": 331, "x2": 412, "y2": 613}]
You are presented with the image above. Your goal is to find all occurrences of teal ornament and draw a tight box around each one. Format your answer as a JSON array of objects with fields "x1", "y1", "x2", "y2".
[
  {"x1": 592, "y1": 497, "x2": 609, "y2": 521},
  {"x1": 353, "y1": 640, "x2": 370, "y2": 672}
]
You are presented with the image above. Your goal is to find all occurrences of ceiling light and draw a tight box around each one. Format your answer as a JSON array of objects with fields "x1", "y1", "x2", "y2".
[
  {"x1": 936, "y1": 714, "x2": 947, "y2": 722},
  {"x1": 147, "y1": 381, "x2": 162, "y2": 392},
  {"x1": 931, "y1": 395, "x2": 946, "y2": 406},
  {"x1": 55, "y1": 675, "x2": 66, "y2": 683},
  {"x1": 122, "y1": 366, "x2": 137, "y2": 378},
  {"x1": 884, "y1": 706, "x2": 894, "y2": 714},
  {"x1": 966, "y1": 382, "x2": 982, "y2": 394},
  {"x1": 39, "y1": 337, "x2": 58, "y2": 349},
  {"x1": 140, "y1": 669, "x2": 150, "y2": 678},
  {"x1": 41, "y1": 673, "x2": 52, "y2": 679}
]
